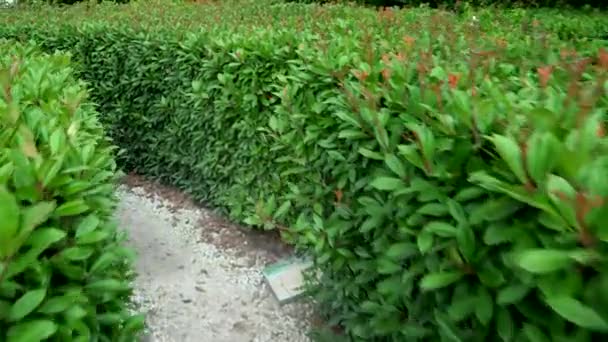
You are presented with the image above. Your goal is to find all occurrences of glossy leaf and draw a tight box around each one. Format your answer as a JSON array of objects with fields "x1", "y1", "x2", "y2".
[{"x1": 545, "y1": 296, "x2": 608, "y2": 331}]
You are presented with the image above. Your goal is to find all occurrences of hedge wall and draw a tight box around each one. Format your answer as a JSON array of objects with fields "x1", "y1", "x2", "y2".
[
  {"x1": 287, "y1": 0, "x2": 607, "y2": 10},
  {"x1": 1, "y1": 1, "x2": 607, "y2": 340},
  {"x1": 0, "y1": 41, "x2": 143, "y2": 341}
]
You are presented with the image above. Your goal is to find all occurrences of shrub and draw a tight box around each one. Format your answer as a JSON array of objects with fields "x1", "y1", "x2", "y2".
[
  {"x1": 1, "y1": 2, "x2": 607, "y2": 341},
  {"x1": 0, "y1": 41, "x2": 143, "y2": 341},
  {"x1": 286, "y1": 0, "x2": 607, "y2": 10}
]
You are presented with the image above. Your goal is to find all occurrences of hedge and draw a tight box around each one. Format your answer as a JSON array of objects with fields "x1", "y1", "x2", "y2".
[
  {"x1": 1, "y1": 1, "x2": 607, "y2": 340},
  {"x1": 0, "y1": 41, "x2": 143, "y2": 341},
  {"x1": 286, "y1": 0, "x2": 608, "y2": 10}
]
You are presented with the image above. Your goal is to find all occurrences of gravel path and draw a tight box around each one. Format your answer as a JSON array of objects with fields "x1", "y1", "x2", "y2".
[{"x1": 116, "y1": 182, "x2": 312, "y2": 342}]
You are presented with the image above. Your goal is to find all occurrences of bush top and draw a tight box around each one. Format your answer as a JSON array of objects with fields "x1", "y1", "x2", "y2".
[{"x1": 1, "y1": 0, "x2": 607, "y2": 42}]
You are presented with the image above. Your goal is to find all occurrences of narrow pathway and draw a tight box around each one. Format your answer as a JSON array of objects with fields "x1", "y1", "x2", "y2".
[{"x1": 116, "y1": 178, "x2": 312, "y2": 342}]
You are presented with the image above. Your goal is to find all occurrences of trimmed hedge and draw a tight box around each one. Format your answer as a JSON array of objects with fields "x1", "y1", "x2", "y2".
[
  {"x1": 286, "y1": 0, "x2": 607, "y2": 9},
  {"x1": 0, "y1": 42, "x2": 143, "y2": 340},
  {"x1": 2, "y1": 1, "x2": 608, "y2": 340}
]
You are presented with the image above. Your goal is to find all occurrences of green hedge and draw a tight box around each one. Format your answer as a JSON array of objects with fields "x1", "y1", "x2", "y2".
[
  {"x1": 2, "y1": 1, "x2": 608, "y2": 340},
  {"x1": 0, "y1": 41, "x2": 143, "y2": 341},
  {"x1": 287, "y1": 0, "x2": 607, "y2": 9}
]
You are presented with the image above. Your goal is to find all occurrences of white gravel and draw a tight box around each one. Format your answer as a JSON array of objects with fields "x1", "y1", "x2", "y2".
[{"x1": 116, "y1": 185, "x2": 312, "y2": 342}]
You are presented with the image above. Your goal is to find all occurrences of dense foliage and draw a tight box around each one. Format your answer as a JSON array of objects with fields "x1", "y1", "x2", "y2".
[
  {"x1": 1, "y1": 1, "x2": 607, "y2": 340},
  {"x1": 0, "y1": 42, "x2": 143, "y2": 341},
  {"x1": 286, "y1": 0, "x2": 607, "y2": 10}
]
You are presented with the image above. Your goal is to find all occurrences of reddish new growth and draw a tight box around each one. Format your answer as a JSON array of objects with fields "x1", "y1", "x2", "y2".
[
  {"x1": 448, "y1": 73, "x2": 460, "y2": 89},
  {"x1": 432, "y1": 82, "x2": 444, "y2": 112},
  {"x1": 495, "y1": 38, "x2": 508, "y2": 49},
  {"x1": 353, "y1": 70, "x2": 369, "y2": 82},
  {"x1": 381, "y1": 68, "x2": 391, "y2": 82},
  {"x1": 552, "y1": 190, "x2": 604, "y2": 247},
  {"x1": 417, "y1": 62, "x2": 427, "y2": 77},
  {"x1": 560, "y1": 48, "x2": 577, "y2": 60},
  {"x1": 599, "y1": 48, "x2": 608, "y2": 71},
  {"x1": 576, "y1": 192, "x2": 604, "y2": 247},
  {"x1": 597, "y1": 122, "x2": 606, "y2": 138},
  {"x1": 378, "y1": 7, "x2": 395, "y2": 22},
  {"x1": 381, "y1": 54, "x2": 392, "y2": 81},
  {"x1": 334, "y1": 189, "x2": 343, "y2": 204},
  {"x1": 403, "y1": 35, "x2": 416, "y2": 48},
  {"x1": 537, "y1": 65, "x2": 553, "y2": 88}
]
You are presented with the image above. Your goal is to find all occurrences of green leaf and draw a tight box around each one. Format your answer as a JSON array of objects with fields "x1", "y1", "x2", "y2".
[
  {"x1": 424, "y1": 221, "x2": 458, "y2": 237},
  {"x1": 89, "y1": 251, "x2": 119, "y2": 274},
  {"x1": 417, "y1": 203, "x2": 448, "y2": 217},
  {"x1": 538, "y1": 211, "x2": 569, "y2": 232},
  {"x1": 522, "y1": 323, "x2": 550, "y2": 342},
  {"x1": 26, "y1": 227, "x2": 66, "y2": 249},
  {"x1": 0, "y1": 300, "x2": 10, "y2": 320},
  {"x1": 86, "y1": 279, "x2": 130, "y2": 292},
  {"x1": 75, "y1": 214, "x2": 100, "y2": 238},
  {"x1": 358, "y1": 147, "x2": 383, "y2": 160},
  {"x1": 13, "y1": 201, "x2": 57, "y2": 254},
  {"x1": 544, "y1": 296, "x2": 608, "y2": 331},
  {"x1": 430, "y1": 66, "x2": 447, "y2": 80},
  {"x1": 546, "y1": 175, "x2": 577, "y2": 228},
  {"x1": 49, "y1": 129, "x2": 65, "y2": 156},
  {"x1": 434, "y1": 310, "x2": 463, "y2": 342},
  {"x1": 497, "y1": 284, "x2": 530, "y2": 305},
  {"x1": 8, "y1": 288, "x2": 47, "y2": 321},
  {"x1": 475, "y1": 287, "x2": 494, "y2": 325},
  {"x1": 0, "y1": 186, "x2": 20, "y2": 257},
  {"x1": 456, "y1": 225, "x2": 475, "y2": 261},
  {"x1": 377, "y1": 258, "x2": 401, "y2": 274},
  {"x1": 273, "y1": 200, "x2": 291, "y2": 219},
  {"x1": 477, "y1": 262, "x2": 506, "y2": 288},
  {"x1": 417, "y1": 231, "x2": 433, "y2": 254},
  {"x1": 526, "y1": 132, "x2": 559, "y2": 184},
  {"x1": 385, "y1": 243, "x2": 418, "y2": 260},
  {"x1": 76, "y1": 230, "x2": 110, "y2": 244},
  {"x1": 398, "y1": 144, "x2": 425, "y2": 171},
  {"x1": 37, "y1": 296, "x2": 73, "y2": 314},
  {"x1": 447, "y1": 199, "x2": 467, "y2": 225},
  {"x1": 370, "y1": 177, "x2": 405, "y2": 191},
  {"x1": 55, "y1": 199, "x2": 89, "y2": 217},
  {"x1": 402, "y1": 323, "x2": 431, "y2": 338},
  {"x1": 7, "y1": 320, "x2": 57, "y2": 342},
  {"x1": 469, "y1": 197, "x2": 523, "y2": 224},
  {"x1": 513, "y1": 249, "x2": 572, "y2": 274},
  {"x1": 338, "y1": 129, "x2": 367, "y2": 140},
  {"x1": 64, "y1": 305, "x2": 87, "y2": 322},
  {"x1": 124, "y1": 313, "x2": 146, "y2": 333},
  {"x1": 483, "y1": 223, "x2": 519, "y2": 245},
  {"x1": 489, "y1": 134, "x2": 527, "y2": 184},
  {"x1": 496, "y1": 308, "x2": 514, "y2": 341},
  {"x1": 420, "y1": 272, "x2": 463, "y2": 291},
  {"x1": 453, "y1": 187, "x2": 486, "y2": 202},
  {"x1": 384, "y1": 153, "x2": 407, "y2": 178},
  {"x1": 447, "y1": 296, "x2": 477, "y2": 322},
  {"x1": 59, "y1": 247, "x2": 94, "y2": 261},
  {"x1": 405, "y1": 123, "x2": 435, "y2": 163}
]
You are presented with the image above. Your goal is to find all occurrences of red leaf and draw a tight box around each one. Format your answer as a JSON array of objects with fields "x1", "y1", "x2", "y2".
[
  {"x1": 597, "y1": 122, "x2": 605, "y2": 138},
  {"x1": 448, "y1": 73, "x2": 460, "y2": 89},
  {"x1": 599, "y1": 48, "x2": 608, "y2": 71},
  {"x1": 334, "y1": 189, "x2": 343, "y2": 203},
  {"x1": 537, "y1": 65, "x2": 553, "y2": 88}
]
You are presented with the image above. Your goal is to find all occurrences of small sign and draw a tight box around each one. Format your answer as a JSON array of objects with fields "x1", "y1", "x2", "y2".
[{"x1": 263, "y1": 257, "x2": 313, "y2": 304}]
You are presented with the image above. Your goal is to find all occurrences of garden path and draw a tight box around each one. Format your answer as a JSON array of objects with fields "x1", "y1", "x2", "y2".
[{"x1": 117, "y1": 176, "x2": 311, "y2": 342}]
